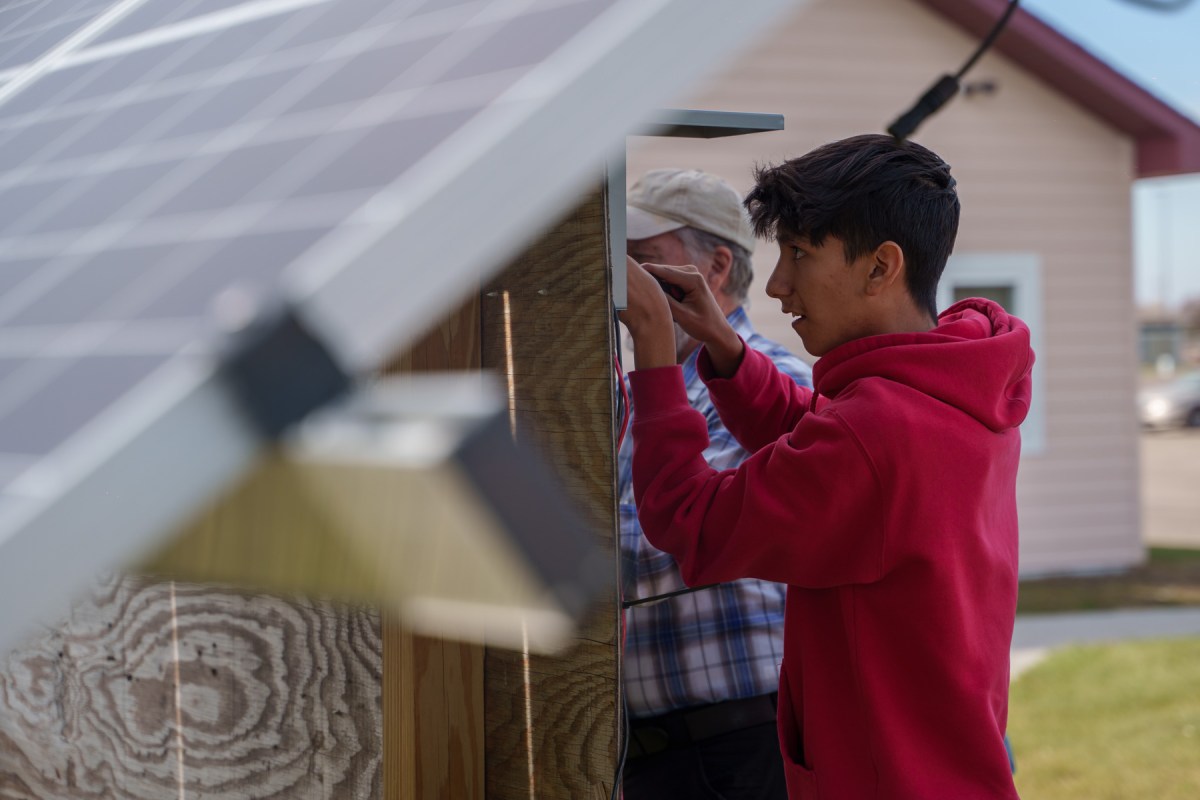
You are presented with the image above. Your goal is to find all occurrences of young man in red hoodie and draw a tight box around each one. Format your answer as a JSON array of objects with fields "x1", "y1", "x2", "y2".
[{"x1": 619, "y1": 133, "x2": 1031, "y2": 799}]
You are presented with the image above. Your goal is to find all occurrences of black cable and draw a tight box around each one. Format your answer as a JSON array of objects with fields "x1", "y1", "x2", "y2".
[
  {"x1": 621, "y1": 582, "x2": 721, "y2": 608},
  {"x1": 886, "y1": 0, "x2": 1020, "y2": 141},
  {"x1": 612, "y1": 584, "x2": 724, "y2": 795},
  {"x1": 610, "y1": 580, "x2": 728, "y2": 797},
  {"x1": 955, "y1": 0, "x2": 1021, "y2": 79}
]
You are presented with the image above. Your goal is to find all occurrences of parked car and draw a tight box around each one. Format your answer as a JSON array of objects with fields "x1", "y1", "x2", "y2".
[{"x1": 1138, "y1": 372, "x2": 1200, "y2": 429}]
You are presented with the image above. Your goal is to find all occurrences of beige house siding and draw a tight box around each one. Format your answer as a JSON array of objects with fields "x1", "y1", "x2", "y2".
[{"x1": 626, "y1": 0, "x2": 1141, "y2": 575}]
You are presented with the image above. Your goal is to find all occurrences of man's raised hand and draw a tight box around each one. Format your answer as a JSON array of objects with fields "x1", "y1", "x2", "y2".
[{"x1": 639, "y1": 262, "x2": 745, "y2": 378}]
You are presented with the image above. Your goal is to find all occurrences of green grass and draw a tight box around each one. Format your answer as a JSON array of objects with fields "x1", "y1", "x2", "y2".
[
  {"x1": 1009, "y1": 638, "x2": 1200, "y2": 800},
  {"x1": 1146, "y1": 547, "x2": 1200, "y2": 564},
  {"x1": 1017, "y1": 548, "x2": 1200, "y2": 615}
]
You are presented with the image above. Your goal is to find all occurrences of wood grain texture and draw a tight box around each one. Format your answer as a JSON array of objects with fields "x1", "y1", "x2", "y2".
[
  {"x1": 0, "y1": 576, "x2": 382, "y2": 800},
  {"x1": 380, "y1": 293, "x2": 482, "y2": 378},
  {"x1": 480, "y1": 189, "x2": 620, "y2": 799},
  {"x1": 383, "y1": 628, "x2": 484, "y2": 800},
  {"x1": 380, "y1": 295, "x2": 485, "y2": 800}
]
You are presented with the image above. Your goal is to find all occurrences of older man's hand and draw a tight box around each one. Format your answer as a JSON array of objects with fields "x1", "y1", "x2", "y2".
[{"x1": 638, "y1": 262, "x2": 745, "y2": 378}]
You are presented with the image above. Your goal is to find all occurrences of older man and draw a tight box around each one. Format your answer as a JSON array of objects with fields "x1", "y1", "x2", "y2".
[{"x1": 619, "y1": 169, "x2": 812, "y2": 800}]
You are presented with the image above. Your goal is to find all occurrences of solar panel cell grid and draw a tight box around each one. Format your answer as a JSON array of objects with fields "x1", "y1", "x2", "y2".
[
  {"x1": 0, "y1": 0, "x2": 90, "y2": 41},
  {"x1": 143, "y1": 228, "x2": 329, "y2": 320},
  {"x1": 12, "y1": 163, "x2": 182, "y2": 241},
  {"x1": 441, "y1": 1, "x2": 605, "y2": 82},
  {"x1": 153, "y1": 137, "x2": 318, "y2": 217},
  {"x1": 1, "y1": 243, "x2": 202, "y2": 329},
  {"x1": 0, "y1": 0, "x2": 104, "y2": 34},
  {"x1": 0, "y1": 354, "x2": 167, "y2": 456},
  {"x1": 88, "y1": 0, "x2": 249, "y2": 45},
  {"x1": 0, "y1": 21, "x2": 79, "y2": 72},
  {"x1": 159, "y1": 70, "x2": 310, "y2": 140},
  {"x1": 0, "y1": 0, "x2": 121, "y2": 76},
  {"x1": 0, "y1": 179, "x2": 74, "y2": 234},
  {"x1": 0, "y1": 0, "x2": 622, "y2": 472},
  {"x1": 0, "y1": 261, "x2": 47, "y2": 300},
  {"x1": 284, "y1": 36, "x2": 447, "y2": 115},
  {"x1": 299, "y1": 109, "x2": 483, "y2": 197},
  {"x1": 9, "y1": 243, "x2": 200, "y2": 327}
]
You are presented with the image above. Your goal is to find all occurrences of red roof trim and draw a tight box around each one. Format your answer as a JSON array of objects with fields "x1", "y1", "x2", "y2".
[{"x1": 918, "y1": 0, "x2": 1200, "y2": 177}]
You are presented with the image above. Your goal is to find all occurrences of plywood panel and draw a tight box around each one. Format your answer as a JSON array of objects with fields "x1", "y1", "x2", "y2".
[
  {"x1": 480, "y1": 189, "x2": 619, "y2": 799},
  {"x1": 0, "y1": 577, "x2": 382, "y2": 799}
]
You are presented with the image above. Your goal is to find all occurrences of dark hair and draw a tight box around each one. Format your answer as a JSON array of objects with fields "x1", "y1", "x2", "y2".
[{"x1": 744, "y1": 134, "x2": 959, "y2": 318}]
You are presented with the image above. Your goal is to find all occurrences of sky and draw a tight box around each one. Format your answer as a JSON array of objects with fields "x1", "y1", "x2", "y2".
[{"x1": 1019, "y1": 0, "x2": 1200, "y2": 310}]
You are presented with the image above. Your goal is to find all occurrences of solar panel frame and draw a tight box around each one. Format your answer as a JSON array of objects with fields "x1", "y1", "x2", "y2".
[
  {"x1": 0, "y1": 0, "x2": 803, "y2": 653},
  {"x1": 292, "y1": 0, "x2": 800, "y2": 371}
]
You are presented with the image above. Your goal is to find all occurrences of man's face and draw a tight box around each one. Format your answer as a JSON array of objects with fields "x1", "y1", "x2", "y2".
[
  {"x1": 626, "y1": 231, "x2": 696, "y2": 273},
  {"x1": 765, "y1": 231, "x2": 876, "y2": 357},
  {"x1": 627, "y1": 231, "x2": 715, "y2": 363}
]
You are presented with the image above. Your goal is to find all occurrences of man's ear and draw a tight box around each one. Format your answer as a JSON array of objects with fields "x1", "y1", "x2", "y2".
[
  {"x1": 707, "y1": 245, "x2": 734, "y2": 294},
  {"x1": 865, "y1": 241, "x2": 905, "y2": 296}
]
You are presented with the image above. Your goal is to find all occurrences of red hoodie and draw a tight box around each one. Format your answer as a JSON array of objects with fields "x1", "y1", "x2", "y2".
[{"x1": 629, "y1": 299, "x2": 1032, "y2": 799}]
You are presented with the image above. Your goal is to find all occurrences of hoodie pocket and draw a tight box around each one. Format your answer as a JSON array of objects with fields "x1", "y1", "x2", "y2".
[
  {"x1": 777, "y1": 662, "x2": 819, "y2": 798},
  {"x1": 782, "y1": 757, "x2": 818, "y2": 799}
]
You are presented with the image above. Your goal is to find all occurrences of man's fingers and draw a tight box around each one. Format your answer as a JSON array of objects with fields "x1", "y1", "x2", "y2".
[
  {"x1": 640, "y1": 262, "x2": 702, "y2": 282},
  {"x1": 639, "y1": 262, "x2": 704, "y2": 302}
]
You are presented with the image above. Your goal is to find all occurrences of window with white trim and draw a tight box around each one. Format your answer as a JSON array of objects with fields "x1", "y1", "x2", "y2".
[{"x1": 937, "y1": 253, "x2": 1045, "y2": 455}]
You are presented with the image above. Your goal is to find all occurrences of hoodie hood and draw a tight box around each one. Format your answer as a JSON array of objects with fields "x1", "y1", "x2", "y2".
[{"x1": 812, "y1": 298, "x2": 1034, "y2": 433}]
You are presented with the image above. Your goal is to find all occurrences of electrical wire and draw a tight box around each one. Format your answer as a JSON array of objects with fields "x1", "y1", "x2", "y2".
[
  {"x1": 613, "y1": 311, "x2": 630, "y2": 452},
  {"x1": 612, "y1": 340, "x2": 715, "y2": 609},
  {"x1": 955, "y1": 0, "x2": 1021, "y2": 78},
  {"x1": 622, "y1": 582, "x2": 721, "y2": 609},
  {"x1": 615, "y1": 353, "x2": 631, "y2": 450},
  {"x1": 886, "y1": 0, "x2": 1020, "y2": 140},
  {"x1": 608, "y1": 315, "x2": 725, "y2": 793},
  {"x1": 608, "y1": 317, "x2": 728, "y2": 794},
  {"x1": 611, "y1": 310, "x2": 629, "y2": 799}
]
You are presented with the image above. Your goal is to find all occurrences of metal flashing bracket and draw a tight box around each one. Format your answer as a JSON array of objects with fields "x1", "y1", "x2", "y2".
[
  {"x1": 634, "y1": 108, "x2": 785, "y2": 139},
  {"x1": 218, "y1": 303, "x2": 353, "y2": 440},
  {"x1": 612, "y1": 108, "x2": 785, "y2": 309}
]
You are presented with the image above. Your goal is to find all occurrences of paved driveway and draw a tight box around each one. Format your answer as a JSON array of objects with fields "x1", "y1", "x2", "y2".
[{"x1": 1141, "y1": 428, "x2": 1200, "y2": 547}]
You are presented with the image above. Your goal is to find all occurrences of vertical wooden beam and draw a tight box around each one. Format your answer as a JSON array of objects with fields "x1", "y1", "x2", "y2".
[
  {"x1": 381, "y1": 293, "x2": 486, "y2": 800},
  {"x1": 480, "y1": 188, "x2": 620, "y2": 799}
]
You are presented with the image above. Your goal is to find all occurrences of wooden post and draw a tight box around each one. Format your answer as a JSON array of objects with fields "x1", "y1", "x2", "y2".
[
  {"x1": 480, "y1": 188, "x2": 620, "y2": 799},
  {"x1": 380, "y1": 294, "x2": 487, "y2": 800}
]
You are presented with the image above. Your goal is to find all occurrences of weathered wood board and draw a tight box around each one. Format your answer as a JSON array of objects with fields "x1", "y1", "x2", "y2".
[{"x1": 480, "y1": 188, "x2": 620, "y2": 799}]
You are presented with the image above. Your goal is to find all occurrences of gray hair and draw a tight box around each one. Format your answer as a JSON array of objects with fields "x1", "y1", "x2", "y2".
[{"x1": 674, "y1": 227, "x2": 754, "y2": 303}]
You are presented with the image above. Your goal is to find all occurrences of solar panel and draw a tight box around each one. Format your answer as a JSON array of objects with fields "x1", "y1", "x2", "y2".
[
  {"x1": 0, "y1": 0, "x2": 800, "y2": 652},
  {"x1": 0, "y1": 0, "x2": 118, "y2": 73},
  {"x1": 0, "y1": 0, "x2": 613, "y2": 471}
]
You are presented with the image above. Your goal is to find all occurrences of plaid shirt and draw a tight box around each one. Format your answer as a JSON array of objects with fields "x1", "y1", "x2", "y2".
[{"x1": 619, "y1": 307, "x2": 813, "y2": 717}]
